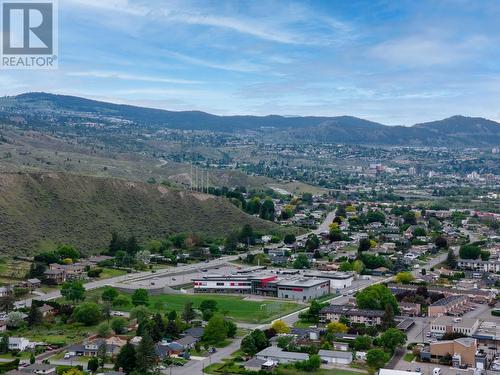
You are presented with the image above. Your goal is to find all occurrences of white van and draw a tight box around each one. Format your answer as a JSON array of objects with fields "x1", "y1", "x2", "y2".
[{"x1": 433, "y1": 368, "x2": 442, "y2": 375}]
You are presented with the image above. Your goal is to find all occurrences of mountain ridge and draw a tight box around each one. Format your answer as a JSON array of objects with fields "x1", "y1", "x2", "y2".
[{"x1": 1, "y1": 92, "x2": 499, "y2": 146}]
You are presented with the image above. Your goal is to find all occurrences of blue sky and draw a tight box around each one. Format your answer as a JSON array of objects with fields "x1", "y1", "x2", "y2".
[{"x1": 2, "y1": 0, "x2": 500, "y2": 125}]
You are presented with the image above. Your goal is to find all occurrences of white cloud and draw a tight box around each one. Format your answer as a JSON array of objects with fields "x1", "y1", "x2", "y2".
[
  {"x1": 165, "y1": 51, "x2": 264, "y2": 73},
  {"x1": 65, "y1": 71, "x2": 202, "y2": 84},
  {"x1": 370, "y1": 34, "x2": 491, "y2": 66}
]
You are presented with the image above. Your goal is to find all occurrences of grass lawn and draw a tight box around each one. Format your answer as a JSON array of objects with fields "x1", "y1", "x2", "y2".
[
  {"x1": 403, "y1": 353, "x2": 416, "y2": 362},
  {"x1": 11, "y1": 322, "x2": 98, "y2": 346},
  {"x1": 293, "y1": 320, "x2": 316, "y2": 328},
  {"x1": 98, "y1": 268, "x2": 127, "y2": 279},
  {"x1": 0, "y1": 352, "x2": 32, "y2": 360},
  {"x1": 83, "y1": 288, "x2": 302, "y2": 324}
]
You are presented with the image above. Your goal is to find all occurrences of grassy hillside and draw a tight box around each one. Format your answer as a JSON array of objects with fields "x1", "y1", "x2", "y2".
[{"x1": 0, "y1": 172, "x2": 278, "y2": 254}]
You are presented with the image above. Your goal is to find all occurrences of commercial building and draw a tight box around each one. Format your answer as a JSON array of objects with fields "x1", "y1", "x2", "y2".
[
  {"x1": 428, "y1": 295, "x2": 468, "y2": 317},
  {"x1": 319, "y1": 305, "x2": 384, "y2": 326},
  {"x1": 421, "y1": 337, "x2": 477, "y2": 368},
  {"x1": 303, "y1": 271, "x2": 353, "y2": 290},
  {"x1": 430, "y1": 316, "x2": 479, "y2": 336},
  {"x1": 276, "y1": 278, "x2": 330, "y2": 301},
  {"x1": 192, "y1": 273, "x2": 330, "y2": 301}
]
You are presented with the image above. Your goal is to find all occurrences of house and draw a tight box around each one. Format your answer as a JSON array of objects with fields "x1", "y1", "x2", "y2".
[
  {"x1": 26, "y1": 279, "x2": 42, "y2": 289},
  {"x1": 255, "y1": 346, "x2": 309, "y2": 364},
  {"x1": 43, "y1": 269, "x2": 65, "y2": 284},
  {"x1": 379, "y1": 370, "x2": 422, "y2": 375},
  {"x1": 39, "y1": 304, "x2": 55, "y2": 318},
  {"x1": 68, "y1": 337, "x2": 126, "y2": 357},
  {"x1": 243, "y1": 358, "x2": 274, "y2": 372},
  {"x1": 8, "y1": 337, "x2": 33, "y2": 351},
  {"x1": 183, "y1": 326, "x2": 204, "y2": 339},
  {"x1": 19, "y1": 363, "x2": 56, "y2": 374},
  {"x1": 174, "y1": 335, "x2": 198, "y2": 349},
  {"x1": 318, "y1": 349, "x2": 353, "y2": 364}
]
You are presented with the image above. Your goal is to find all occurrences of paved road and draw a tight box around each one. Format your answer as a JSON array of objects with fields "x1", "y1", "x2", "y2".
[{"x1": 171, "y1": 338, "x2": 242, "y2": 375}]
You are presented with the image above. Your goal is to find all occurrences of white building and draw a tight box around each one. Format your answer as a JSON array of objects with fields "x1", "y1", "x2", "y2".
[
  {"x1": 318, "y1": 349, "x2": 352, "y2": 364},
  {"x1": 8, "y1": 337, "x2": 33, "y2": 351}
]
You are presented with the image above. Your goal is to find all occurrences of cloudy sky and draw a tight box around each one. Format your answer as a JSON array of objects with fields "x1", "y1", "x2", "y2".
[{"x1": 2, "y1": 0, "x2": 500, "y2": 125}]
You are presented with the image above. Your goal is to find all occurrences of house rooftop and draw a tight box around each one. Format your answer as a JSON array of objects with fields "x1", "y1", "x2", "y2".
[
  {"x1": 431, "y1": 316, "x2": 478, "y2": 329},
  {"x1": 256, "y1": 346, "x2": 309, "y2": 361}
]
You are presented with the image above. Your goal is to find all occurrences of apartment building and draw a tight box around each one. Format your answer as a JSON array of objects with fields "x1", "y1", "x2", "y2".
[
  {"x1": 319, "y1": 305, "x2": 384, "y2": 326},
  {"x1": 428, "y1": 295, "x2": 468, "y2": 317}
]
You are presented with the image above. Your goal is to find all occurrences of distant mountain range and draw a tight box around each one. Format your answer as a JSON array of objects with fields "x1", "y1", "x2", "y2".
[{"x1": 1, "y1": 92, "x2": 499, "y2": 146}]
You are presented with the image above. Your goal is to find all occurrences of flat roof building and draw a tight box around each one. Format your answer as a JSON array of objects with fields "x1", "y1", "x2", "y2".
[{"x1": 430, "y1": 316, "x2": 479, "y2": 336}]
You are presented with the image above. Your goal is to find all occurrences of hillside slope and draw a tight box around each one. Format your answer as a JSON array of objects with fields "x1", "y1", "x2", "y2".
[
  {"x1": 0, "y1": 172, "x2": 277, "y2": 254},
  {"x1": 1, "y1": 93, "x2": 499, "y2": 146}
]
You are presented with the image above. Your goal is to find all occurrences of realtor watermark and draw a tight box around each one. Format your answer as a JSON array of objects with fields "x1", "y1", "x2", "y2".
[{"x1": 1, "y1": 0, "x2": 58, "y2": 69}]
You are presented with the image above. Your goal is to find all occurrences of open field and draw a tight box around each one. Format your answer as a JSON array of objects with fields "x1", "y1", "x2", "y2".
[
  {"x1": 9, "y1": 322, "x2": 99, "y2": 346},
  {"x1": 83, "y1": 288, "x2": 302, "y2": 324},
  {"x1": 0, "y1": 258, "x2": 31, "y2": 284}
]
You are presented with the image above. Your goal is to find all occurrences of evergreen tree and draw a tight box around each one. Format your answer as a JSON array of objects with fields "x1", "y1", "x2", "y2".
[
  {"x1": 446, "y1": 249, "x2": 457, "y2": 268},
  {"x1": 27, "y1": 304, "x2": 43, "y2": 326},
  {"x1": 126, "y1": 236, "x2": 140, "y2": 255},
  {"x1": 135, "y1": 333, "x2": 157, "y2": 373},
  {"x1": 382, "y1": 303, "x2": 395, "y2": 329},
  {"x1": 151, "y1": 313, "x2": 165, "y2": 342},
  {"x1": 97, "y1": 342, "x2": 107, "y2": 368},
  {"x1": 0, "y1": 334, "x2": 9, "y2": 354},
  {"x1": 87, "y1": 357, "x2": 99, "y2": 373},
  {"x1": 115, "y1": 341, "x2": 136, "y2": 374},
  {"x1": 181, "y1": 302, "x2": 196, "y2": 323}
]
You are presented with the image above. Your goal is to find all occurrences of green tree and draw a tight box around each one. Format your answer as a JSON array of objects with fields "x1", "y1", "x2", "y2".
[
  {"x1": 199, "y1": 300, "x2": 218, "y2": 313},
  {"x1": 130, "y1": 306, "x2": 151, "y2": 325},
  {"x1": 72, "y1": 302, "x2": 102, "y2": 326},
  {"x1": 97, "y1": 322, "x2": 111, "y2": 337},
  {"x1": 97, "y1": 342, "x2": 107, "y2": 367},
  {"x1": 356, "y1": 284, "x2": 400, "y2": 314},
  {"x1": 111, "y1": 317, "x2": 127, "y2": 334},
  {"x1": 382, "y1": 304, "x2": 395, "y2": 329},
  {"x1": 283, "y1": 234, "x2": 296, "y2": 244},
  {"x1": 101, "y1": 288, "x2": 119, "y2": 303},
  {"x1": 358, "y1": 238, "x2": 371, "y2": 253},
  {"x1": 459, "y1": 244, "x2": 481, "y2": 259},
  {"x1": 239, "y1": 224, "x2": 255, "y2": 245},
  {"x1": 131, "y1": 289, "x2": 149, "y2": 306},
  {"x1": 56, "y1": 244, "x2": 80, "y2": 261},
  {"x1": 224, "y1": 320, "x2": 237, "y2": 338},
  {"x1": 435, "y1": 236, "x2": 448, "y2": 249},
  {"x1": 61, "y1": 281, "x2": 86, "y2": 303},
  {"x1": 182, "y1": 302, "x2": 196, "y2": 323},
  {"x1": 87, "y1": 357, "x2": 99, "y2": 373},
  {"x1": 366, "y1": 348, "x2": 390, "y2": 370},
  {"x1": 30, "y1": 353, "x2": 35, "y2": 364},
  {"x1": 293, "y1": 253, "x2": 310, "y2": 269},
  {"x1": 113, "y1": 295, "x2": 131, "y2": 308},
  {"x1": 395, "y1": 272, "x2": 414, "y2": 284},
  {"x1": 0, "y1": 334, "x2": 9, "y2": 354},
  {"x1": 27, "y1": 304, "x2": 43, "y2": 326},
  {"x1": 203, "y1": 314, "x2": 228, "y2": 345},
  {"x1": 353, "y1": 335, "x2": 372, "y2": 351},
  {"x1": 259, "y1": 199, "x2": 275, "y2": 221},
  {"x1": 135, "y1": 333, "x2": 157, "y2": 373},
  {"x1": 305, "y1": 234, "x2": 320, "y2": 251},
  {"x1": 380, "y1": 328, "x2": 407, "y2": 352},
  {"x1": 115, "y1": 341, "x2": 136, "y2": 374},
  {"x1": 446, "y1": 249, "x2": 457, "y2": 268}
]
